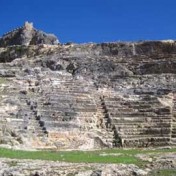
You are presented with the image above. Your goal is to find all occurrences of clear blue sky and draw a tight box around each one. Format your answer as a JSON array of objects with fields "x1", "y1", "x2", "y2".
[{"x1": 0, "y1": 0, "x2": 176, "y2": 43}]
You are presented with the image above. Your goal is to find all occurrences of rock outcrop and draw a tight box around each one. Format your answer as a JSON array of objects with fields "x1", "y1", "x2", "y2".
[
  {"x1": 0, "y1": 23, "x2": 176, "y2": 149},
  {"x1": 0, "y1": 22, "x2": 59, "y2": 47},
  {"x1": 0, "y1": 159, "x2": 149, "y2": 176}
]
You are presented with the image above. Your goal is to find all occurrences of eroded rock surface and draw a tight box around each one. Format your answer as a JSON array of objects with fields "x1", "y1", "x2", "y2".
[
  {"x1": 0, "y1": 159, "x2": 149, "y2": 176},
  {"x1": 0, "y1": 24, "x2": 176, "y2": 150}
]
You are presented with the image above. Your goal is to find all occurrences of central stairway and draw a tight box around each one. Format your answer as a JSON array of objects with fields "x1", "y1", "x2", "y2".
[
  {"x1": 93, "y1": 95, "x2": 115, "y2": 148},
  {"x1": 17, "y1": 95, "x2": 46, "y2": 140}
]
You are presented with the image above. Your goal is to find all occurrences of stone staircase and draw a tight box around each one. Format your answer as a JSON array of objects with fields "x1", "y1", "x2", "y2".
[
  {"x1": 17, "y1": 96, "x2": 46, "y2": 138},
  {"x1": 93, "y1": 95, "x2": 115, "y2": 148}
]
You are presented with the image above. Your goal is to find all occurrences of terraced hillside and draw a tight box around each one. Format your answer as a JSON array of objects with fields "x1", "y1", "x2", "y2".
[{"x1": 0, "y1": 23, "x2": 176, "y2": 150}]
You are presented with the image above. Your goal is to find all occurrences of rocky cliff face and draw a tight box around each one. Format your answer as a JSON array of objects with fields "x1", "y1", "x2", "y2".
[
  {"x1": 0, "y1": 22, "x2": 59, "y2": 47},
  {"x1": 0, "y1": 23, "x2": 176, "y2": 150}
]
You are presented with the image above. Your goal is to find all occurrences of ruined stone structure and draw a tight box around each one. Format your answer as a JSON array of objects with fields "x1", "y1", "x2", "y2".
[
  {"x1": 0, "y1": 22, "x2": 59, "y2": 47},
  {"x1": 0, "y1": 23, "x2": 175, "y2": 149}
]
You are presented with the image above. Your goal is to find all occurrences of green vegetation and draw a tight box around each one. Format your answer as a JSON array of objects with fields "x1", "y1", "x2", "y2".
[
  {"x1": 0, "y1": 147, "x2": 176, "y2": 174},
  {"x1": 149, "y1": 169, "x2": 176, "y2": 176},
  {"x1": 0, "y1": 148, "x2": 138, "y2": 164},
  {"x1": 0, "y1": 147, "x2": 175, "y2": 166}
]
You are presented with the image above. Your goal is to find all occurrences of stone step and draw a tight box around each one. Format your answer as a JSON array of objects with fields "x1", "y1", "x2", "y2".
[
  {"x1": 27, "y1": 119, "x2": 40, "y2": 124},
  {"x1": 109, "y1": 112, "x2": 171, "y2": 117},
  {"x1": 39, "y1": 110, "x2": 66, "y2": 115},
  {"x1": 112, "y1": 121, "x2": 171, "y2": 126},
  {"x1": 171, "y1": 134, "x2": 176, "y2": 138},
  {"x1": 114, "y1": 124, "x2": 171, "y2": 129},
  {"x1": 40, "y1": 97, "x2": 90, "y2": 102},
  {"x1": 170, "y1": 138, "x2": 176, "y2": 144},
  {"x1": 105, "y1": 104, "x2": 153, "y2": 109},
  {"x1": 39, "y1": 116, "x2": 71, "y2": 121},
  {"x1": 0, "y1": 116, "x2": 23, "y2": 120},
  {"x1": 117, "y1": 127, "x2": 171, "y2": 133},
  {"x1": 171, "y1": 129, "x2": 176, "y2": 132},
  {"x1": 97, "y1": 106, "x2": 105, "y2": 110},
  {"x1": 44, "y1": 93, "x2": 90, "y2": 98},
  {"x1": 122, "y1": 139, "x2": 170, "y2": 147},
  {"x1": 39, "y1": 100, "x2": 93, "y2": 106},
  {"x1": 40, "y1": 98, "x2": 92, "y2": 104},
  {"x1": 40, "y1": 114, "x2": 95, "y2": 119},
  {"x1": 40, "y1": 107, "x2": 97, "y2": 113},
  {"x1": 9, "y1": 120, "x2": 24, "y2": 126},
  {"x1": 105, "y1": 103, "x2": 161, "y2": 109},
  {"x1": 123, "y1": 137, "x2": 170, "y2": 147},
  {"x1": 43, "y1": 89, "x2": 91, "y2": 99},
  {"x1": 27, "y1": 122, "x2": 40, "y2": 127},
  {"x1": 27, "y1": 128, "x2": 44, "y2": 133},
  {"x1": 40, "y1": 104, "x2": 96, "y2": 109},
  {"x1": 108, "y1": 108, "x2": 138, "y2": 112},
  {"x1": 104, "y1": 98, "x2": 159, "y2": 103},
  {"x1": 111, "y1": 118, "x2": 144, "y2": 123},
  {"x1": 119, "y1": 130, "x2": 171, "y2": 136},
  {"x1": 111, "y1": 118, "x2": 171, "y2": 124},
  {"x1": 108, "y1": 108, "x2": 168, "y2": 114},
  {"x1": 44, "y1": 121, "x2": 80, "y2": 129},
  {"x1": 110, "y1": 115, "x2": 172, "y2": 119}
]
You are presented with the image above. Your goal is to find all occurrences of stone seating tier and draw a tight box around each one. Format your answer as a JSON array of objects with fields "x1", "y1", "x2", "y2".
[
  {"x1": 43, "y1": 121, "x2": 80, "y2": 131},
  {"x1": 39, "y1": 103, "x2": 96, "y2": 109},
  {"x1": 38, "y1": 106, "x2": 97, "y2": 112},
  {"x1": 117, "y1": 129, "x2": 170, "y2": 136},
  {"x1": 38, "y1": 115, "x2": 75, "y2": 122},
  {"x1": 122, "y1": 137, "x2": 170, "y2": 147},
  {"x1": 40, "y1": 113, "x2": 97, "y2": 118},
  {"x1": 108, "y1": 112, "x2": 171, "y2": 117},
  {"x1": 111, "y1": 118, "x2": 171, "y2": 123},
  {"x1": 41, "y1": 94, "x2": 91, "y2": 99},
  {"x1": 38, "y1": 110, "x2": 76, "y2": 115},
  {"x1": 114, "y1": 123, "x2": 170, "y2": 128}
]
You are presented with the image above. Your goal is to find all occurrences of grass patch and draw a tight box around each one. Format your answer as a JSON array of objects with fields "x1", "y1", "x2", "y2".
[
  {"x1": 0, "y1": 148, "x2": 138, "y2": 164},
  {"x1": 149, "y1": 169, "x2": 176, "y2": 176},
  {"x1": 0, "y1": 147, "x2": 175, "y2": 166}
]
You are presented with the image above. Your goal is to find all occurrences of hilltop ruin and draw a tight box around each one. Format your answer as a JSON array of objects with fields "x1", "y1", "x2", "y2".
[{"x1": 0, "y1": 22, "x2": 59, "y2": 47}]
